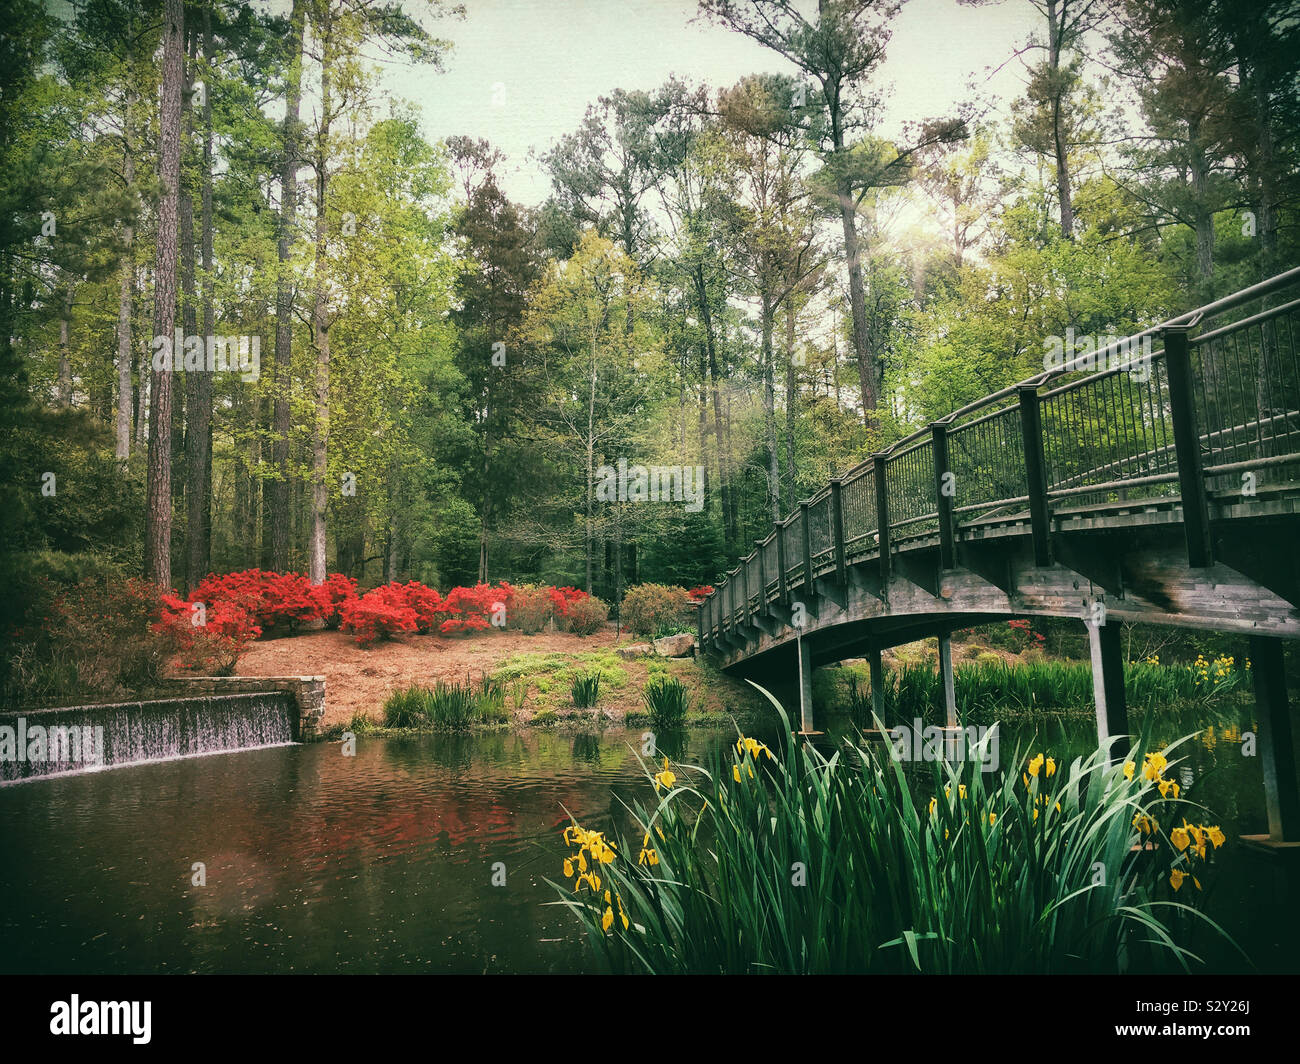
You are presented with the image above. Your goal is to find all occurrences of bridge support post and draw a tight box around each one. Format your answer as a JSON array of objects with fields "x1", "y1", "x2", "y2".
[
  {"x1": 869, "y1": 647, "x2": 885, "y2": 724},
  {"x1": 1018, "y1": 385, "x2": 1053, "y2": 567},
  {"x1": 1087, "y1": 621, "x2": 1129, "y2": 761},
  {"x1": 938, "y1": 632, "x2": 957, "y2": 729},
  {"x1": 1163, "y1": 325, "x2": 1213, "y2": 568},
  {"x1": 873, "y1": 453, "x2": 891, "y2": 586},
  {"x1": 931, "y1": 422, "x2": 955, "y2": 570},
  {"x1": 1247, "y1": 635, "x2": 1300, "y2": 843},
  {"x1": 796, "y1": 634, "x2": 817, "y2": 735}
]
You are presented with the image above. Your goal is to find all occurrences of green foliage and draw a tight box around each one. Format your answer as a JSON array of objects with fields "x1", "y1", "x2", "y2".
[
  {"x1": 642, "y1": 675, "x2": 690, "y2": 727},
  {"x1": 570, "y1": 669, "x2": 602, "y2": 708},
  {"x1": 381, "y1": 675, "x2": 509, "y2": 730},
  {"x1": 555, "y1": 694, "x2": 1236, "y2": 974},
  {"x1": 842, "y1": 659, "x2": 1247, "y2": 728}
]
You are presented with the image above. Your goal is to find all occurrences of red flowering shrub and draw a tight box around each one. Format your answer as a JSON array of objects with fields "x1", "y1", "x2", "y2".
[
  {"x1": 398, "y1": 581, "x2": 443, "y2": 633},
  {"x1": 190, "y1": 569, "x2": 335, "y2": 631},
  {"x1": 157, "y1": 593, "x2": 262, "y2": 675},
  {"x1": 1005, "y1": 618, "x2": 1047, "y2": 653},
  {"x1": 339, "y1": 585, "x2": 419, "y2": 647},
  {"x1": 548, "y1": 586, "x2": 588, "y2": 618},
  {"x1": 313, "y1": 573, "x2": 358, "y2": 628},
  {"x1": 687, "y1": 585, "x2": 714, "y2": 602},
  {"x1": 436, "y1": 583, "x2": 510, "y2": 636}
]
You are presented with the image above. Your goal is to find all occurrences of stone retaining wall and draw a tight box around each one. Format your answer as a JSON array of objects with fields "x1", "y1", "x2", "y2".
[{"x1": 160, "y1": 676, "x2": 326, "y2": 739}]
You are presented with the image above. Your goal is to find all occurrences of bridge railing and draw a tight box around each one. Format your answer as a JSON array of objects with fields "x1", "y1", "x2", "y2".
[{"x1": 701, "y1": 268, "x2": 1300, "y2": 651}]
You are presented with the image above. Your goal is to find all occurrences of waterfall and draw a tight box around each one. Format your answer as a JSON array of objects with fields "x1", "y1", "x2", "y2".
[{"x1": 0, "y1": 692, "x2": 296, "y2": 783}]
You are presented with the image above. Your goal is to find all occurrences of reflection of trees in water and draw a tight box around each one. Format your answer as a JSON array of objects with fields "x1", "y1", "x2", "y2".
[{"x1": 650, "y1": 727, "x2": 689, "y2": 762}]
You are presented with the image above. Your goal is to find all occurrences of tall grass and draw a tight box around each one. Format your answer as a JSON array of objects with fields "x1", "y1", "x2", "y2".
[
  {"x1": 852, "y1": 659, "x2": 1245, "y2": 726},
  {"x1": 643, "y1": 676, "x2": 689, "y2": 727},
  {"x1": 571, "y1": 669, "x2": 602, "y2": 708},
  {"x1": 382, "y1": 675, "x2": 509, "y2": 729},
  {"x1": 552, "y1": 684, "x2": 1236, "y2": 975}
]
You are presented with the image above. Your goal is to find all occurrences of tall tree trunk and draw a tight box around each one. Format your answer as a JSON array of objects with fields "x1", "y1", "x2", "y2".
[
  {"x1": 308, "y1": 30, "x2": 332, "y2": 585},
  {"x1": 185, "y1": 10, "x2": 215, "y2": 590},
  {"x1": 1047, "y1": 1, "x2": 1074, "y2": 240},
  {"x1": 695, "y1": 264, "x2": 732, "y2": 544},
  {"x1": 144, "y1": 0, "x2": 184, "y2": 589},
  {"x1": 783, "y1": 300, "x2": 797, "y2": 503},
  {"x1": 836, "y1": 171, "x2": 875, "y2": 426},
  {"x1": 115, "y1": 114, "x2": 135, "y2": 459},
  {"x1": 761, "y1": 305, "x2": 780, "y2": 524},
  {"x1": 269, "y1": 0, "x2": 304, "y2": 573}
]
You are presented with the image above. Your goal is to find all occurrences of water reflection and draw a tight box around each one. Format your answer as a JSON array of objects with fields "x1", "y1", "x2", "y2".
[{"x1": 0, "y1": 704, "x2": 1290, "y2": 974}]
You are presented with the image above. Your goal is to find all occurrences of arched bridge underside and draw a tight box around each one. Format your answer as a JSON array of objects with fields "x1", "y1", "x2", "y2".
[{"x1": 699, "y1": 269, "x2": 1300, "y2": 851}]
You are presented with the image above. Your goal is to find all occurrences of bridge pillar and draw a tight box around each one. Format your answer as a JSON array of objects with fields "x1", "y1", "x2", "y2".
[
  {"x1": 938, "y1": 632, "x2": 957, "y2": 729},
  {"x1": 796, "y1": 633, "x2": 816, "y2": 735},
  {"x1": 1087, "y1": 621, "x2": 1129, "y2": 761},
  {"x1": 869, "y1": 647, "x2": 885, "y2": 723},
  {"x1": 1247, "y1": 635, "x2": 1300, "y2": 843}
]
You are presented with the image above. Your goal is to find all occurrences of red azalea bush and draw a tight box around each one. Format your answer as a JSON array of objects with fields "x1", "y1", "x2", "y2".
[
  {"x1": 157, "y1": 593, "x2": 262, "y2": 674},
  {"x1": 190, "y1": 569, "x2": 338, "y2": 631},
  {"x1": 338, "y1": 584, "x2": 419, "y2": 647},
  {"x1": 436, "y1": 583, "x2": 510, "y2": 636},
  {"x1": 1004, "y1": 618, "x2": 1047, "y2": 653},
  {"x1": 315, "y1": 573, "x2": 359, "y2": 628},
  {"x1": 687, "y1": 585, "x2": 714, "y2": 602}
]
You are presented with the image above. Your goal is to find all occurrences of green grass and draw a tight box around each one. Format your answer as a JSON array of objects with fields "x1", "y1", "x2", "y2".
[
  {"x1": 828, "y1": 658, "x2": 1248, "y2": 726},
  {"x1": 642, "y1": 675, "x2": 690, "y2": 727},
  {"x1": 553, "y1": 684, "x2": 1239, "y2": 975},
  {"x1": 571, "y1": 669, "x2": 602, "y2": 708},
  {"x1": 382, "y1": 675, "x2": 509, "y2": 730}
]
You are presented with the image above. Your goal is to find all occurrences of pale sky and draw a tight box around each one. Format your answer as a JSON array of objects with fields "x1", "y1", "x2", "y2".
[{"x1": 381, "y1": 0, "x2": 1042, "y2": 206}]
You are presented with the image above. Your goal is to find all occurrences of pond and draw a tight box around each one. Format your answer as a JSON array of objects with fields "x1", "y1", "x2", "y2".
[{"x1": 0, "y1": 701, "x2": 1293, "y2": 974}]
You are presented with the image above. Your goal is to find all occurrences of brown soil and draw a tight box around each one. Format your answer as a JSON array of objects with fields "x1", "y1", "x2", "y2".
[{"x1": 236, "y1": 625, "x2": 760, "y2": 729}]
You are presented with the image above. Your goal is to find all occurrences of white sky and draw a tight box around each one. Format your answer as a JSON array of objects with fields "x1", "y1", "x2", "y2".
[{"x1": 382, "y1": 0, "x2": 1042, "y2": 206}]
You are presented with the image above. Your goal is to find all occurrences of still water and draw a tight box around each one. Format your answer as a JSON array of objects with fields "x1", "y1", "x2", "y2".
[{"x1": 0, "y1": 706, "x2": 1293, "y2": 974}]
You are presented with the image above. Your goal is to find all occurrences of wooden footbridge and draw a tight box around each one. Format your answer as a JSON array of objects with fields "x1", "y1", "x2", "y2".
[{"x1": 698, "y1": 268, "x2": 1300, "y2": 849}]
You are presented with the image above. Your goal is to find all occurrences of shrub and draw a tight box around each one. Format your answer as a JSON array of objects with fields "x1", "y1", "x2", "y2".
[
  {"x1": 33, "y1": 577, "x2": 175, "y2": 701},
  {"x1": 571, "y1": 670, "x2": 602, "y2": 708},
  {"x1": 437, "y1": 582, "x2": 509, "y2": 635},
  {"x1": 620, "y1": 583, "x2": 693, "y2": 637},
  {"x1": 550, "y1": 586, "x2": 589, "y2": 619},
  {"x1": 643, "y1": 675, "x2": 690, "y2": 727},
  {"x1": 564, "y1": 595, "x2": 608, "y2": 636},
  {"x1": 316, "y1": 573, "x2": 359, "y2": 628},
  {"x1": 383, "y1": 685, "x2": 429, "y2": 728},
  {"x1": 339, "y1": 586, "x2": 419, "y2": 646},
  {"x1": 507, "y1": 585, "x2": 556, "y2": 633},
  {"x1": 157, "y1": 594, "x2": 261, "y2": 675}
]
